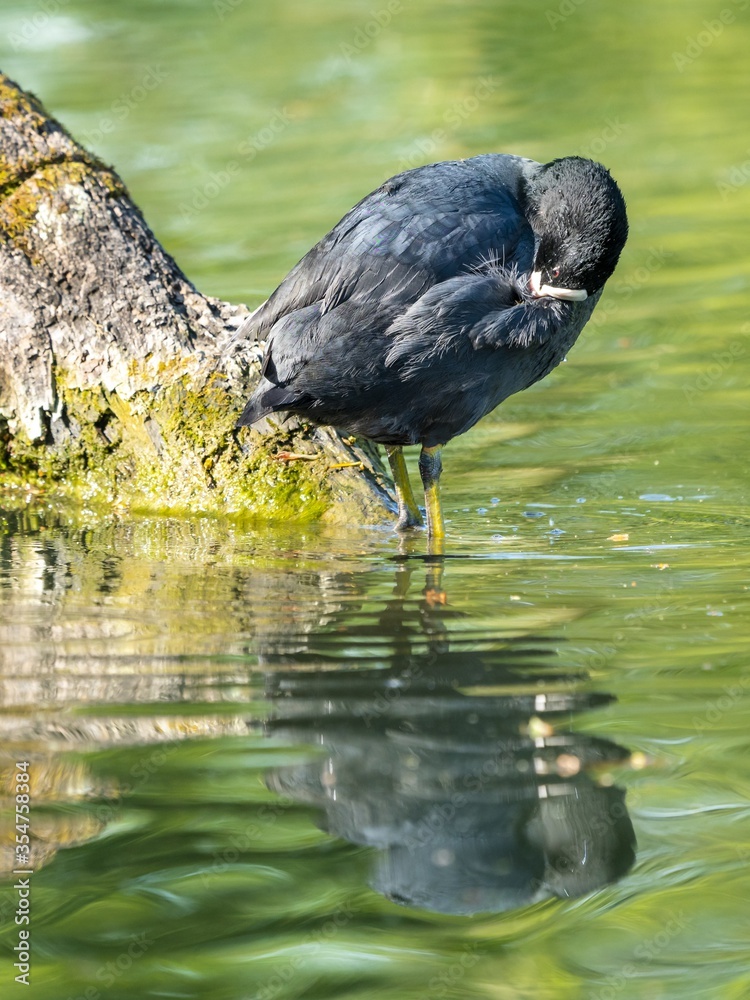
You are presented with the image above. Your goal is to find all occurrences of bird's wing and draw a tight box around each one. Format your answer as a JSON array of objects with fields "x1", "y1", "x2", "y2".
[
  {"x1": 384, "y1": 270, "x2": 572, "y2": 373},
  {"x1": 243, "y1": 156, "x2": 535, "y2": 341}
]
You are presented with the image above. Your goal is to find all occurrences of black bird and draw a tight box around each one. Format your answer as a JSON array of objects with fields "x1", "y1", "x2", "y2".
[{"x1": 238, "y1": 154, "x2": 628, "y2": 537}]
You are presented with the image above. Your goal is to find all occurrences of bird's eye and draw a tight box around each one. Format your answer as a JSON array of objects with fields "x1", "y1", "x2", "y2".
[{"x1": 551, "y1": 267, "x2": 560, "y2": 279}]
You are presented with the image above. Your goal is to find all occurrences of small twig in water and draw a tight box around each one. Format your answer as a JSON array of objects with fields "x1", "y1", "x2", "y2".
[
  {"x1": 274, "y1": 451, "x2": 318, "y2": 463},
  {"x1": 327, "y1": 461, "x2": 365, "y2": 472}
]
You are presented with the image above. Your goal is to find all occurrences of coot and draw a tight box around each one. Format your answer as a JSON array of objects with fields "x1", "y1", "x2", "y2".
[{"x1": 238, "y1": 154, "x2": 628, "y2": 537}]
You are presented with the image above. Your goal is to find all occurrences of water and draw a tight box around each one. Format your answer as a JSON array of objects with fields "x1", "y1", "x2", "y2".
[{"x1": 2, "y1": 0, "x2": 750, "y2": 997}]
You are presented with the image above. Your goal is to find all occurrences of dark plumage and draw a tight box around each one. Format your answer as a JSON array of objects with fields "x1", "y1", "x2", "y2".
[{"x1": 238, "y1": 153, "x2": 628, "y2": 536}]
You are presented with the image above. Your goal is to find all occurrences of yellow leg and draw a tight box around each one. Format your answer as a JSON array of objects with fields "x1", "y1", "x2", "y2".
[
  {"x1": 386, "y1": 446, "x2": 423, "y2": 530},
  {"x1": 419, "y1": 445, "x2": 445, "y2": 539}
]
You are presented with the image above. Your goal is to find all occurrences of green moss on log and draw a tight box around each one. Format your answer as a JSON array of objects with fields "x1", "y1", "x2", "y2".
[
  {"x1": 0, "y1": 74, "x2": 128, "y2": 258},
  {"x1": 0, "y1": 76, "x2": 48, "y2": 124},
  {"x1": 0, "y1": 159, "x2": 127, "y2": 257},
  {"x1": 3, "y1": 375, "x2": 358, "y2": 522}
]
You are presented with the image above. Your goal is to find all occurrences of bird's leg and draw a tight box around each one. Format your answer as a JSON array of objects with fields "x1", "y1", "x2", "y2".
[
  {"x1": 418, "y1": 445, "x2": 445, "y2": 539},
  {"x1": 385, "y1": 446, "x2": 423, "y2": 530}
]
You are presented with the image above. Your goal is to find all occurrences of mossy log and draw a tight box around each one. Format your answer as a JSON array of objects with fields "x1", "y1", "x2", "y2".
[{"x1": 0, "y1": 71, "x2": 393, "y2": 523}]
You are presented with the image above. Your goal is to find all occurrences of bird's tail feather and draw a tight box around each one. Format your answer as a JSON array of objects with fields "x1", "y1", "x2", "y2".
[
  {"x1": 237, "y1": 396, "x2": 272, "y2": 427},
  {"x1": 237, "y1": 382, "x2": 300, "y2": 428}
]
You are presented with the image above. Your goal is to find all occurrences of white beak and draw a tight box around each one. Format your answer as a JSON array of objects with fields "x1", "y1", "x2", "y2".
[{"x1": 529, "y1": 271, "x2": 588, "y2": 302}]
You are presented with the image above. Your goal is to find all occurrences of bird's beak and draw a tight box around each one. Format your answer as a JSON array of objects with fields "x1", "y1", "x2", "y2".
[{"x1": 529, "y1": 271, "x2": 588, "y2": 302}]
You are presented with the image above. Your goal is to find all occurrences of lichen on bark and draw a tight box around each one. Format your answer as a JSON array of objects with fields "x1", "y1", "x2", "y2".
[{"x1": 0, "y1": 71, "x2": 393, "y2": 525}]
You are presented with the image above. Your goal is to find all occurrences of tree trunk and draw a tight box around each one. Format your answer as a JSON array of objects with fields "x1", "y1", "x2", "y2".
[{"x1": 0, "y1": 72, "x2": 393, "y2": 524}]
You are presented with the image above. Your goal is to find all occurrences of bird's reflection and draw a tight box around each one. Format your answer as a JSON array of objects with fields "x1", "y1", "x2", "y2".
[
  {"x1": 0, "y1": 506, "x2": 636, "y2": 910},
  {"x1": 263, "y1": 555, "x2": 636, "y2": 915}
]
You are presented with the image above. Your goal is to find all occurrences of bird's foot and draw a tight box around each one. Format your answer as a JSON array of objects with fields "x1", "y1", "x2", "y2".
[
  {"x1": 423, "y1": 587, "x2": 447, "y2": 607},
  {"x1": 394, "y1": 509, "x2": 424, "y2": 531}
]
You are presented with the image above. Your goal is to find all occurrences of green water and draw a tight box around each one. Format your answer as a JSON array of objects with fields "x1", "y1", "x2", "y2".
[{"x1": 2, "y1": 0, "x2": 750, "y2": 997}]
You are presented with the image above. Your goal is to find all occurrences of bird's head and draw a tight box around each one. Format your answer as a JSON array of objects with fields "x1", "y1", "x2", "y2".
[{"x1": 526, "y1": 156, "x2": 628, "y2": 302}]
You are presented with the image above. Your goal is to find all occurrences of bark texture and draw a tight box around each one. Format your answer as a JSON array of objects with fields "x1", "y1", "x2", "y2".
[{"x1": 0, "y1": 72, "x2": 392, "y2": 523}]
